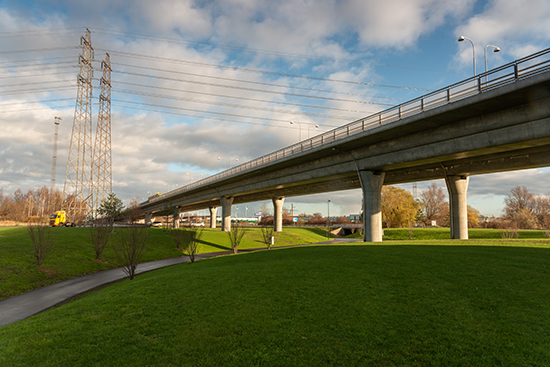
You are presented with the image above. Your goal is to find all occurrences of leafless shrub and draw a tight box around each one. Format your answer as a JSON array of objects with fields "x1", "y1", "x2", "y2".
[
  {"x1": 185, "y1": 227, "x2": 203, "y2": 263},
  {"x1": 227, "y1": 223, "x2": 246, "y2": 254},
  {"x1": 408, "y1": 228, "x2": 414, "y2": 240},
  {"x1": 90, "y1": 219, "x2": 111, "y2": 260},
  {"x1": 112, "y1": 225, "x2": 149, "y2": 280},
  {"x1": 260, "y1": 226, "x2": 274, "y2": 249},
  {"x1": 544, "y1": 230, "x2": 550, "y2": 239},
  {"x1": 27, "y1": 222, "x2": 55, "y2": 266},
  {"x1": 499, "y1": 228, "x2": 519, "y2": 239},
  {"x1": 173, "y1": 228, "x2": 189, "y2": 249}
]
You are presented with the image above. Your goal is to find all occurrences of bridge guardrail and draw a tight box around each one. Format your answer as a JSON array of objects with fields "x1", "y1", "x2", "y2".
[{"x1": 145, "y1": 47, "x2": 550, "y2": 206}]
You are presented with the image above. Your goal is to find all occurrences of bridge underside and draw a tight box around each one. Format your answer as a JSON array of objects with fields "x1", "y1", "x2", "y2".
[{"x1": 141, "y1": 71, "x2": 550, "y2": 241}]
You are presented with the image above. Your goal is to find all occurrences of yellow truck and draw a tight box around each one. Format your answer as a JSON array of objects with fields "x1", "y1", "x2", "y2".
[{"x1": 49, "y1": 211, "x2": 76, "y2": 227}]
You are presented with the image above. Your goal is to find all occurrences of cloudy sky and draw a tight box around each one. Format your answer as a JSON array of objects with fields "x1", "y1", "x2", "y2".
[{"x1": 1, "y1": 0, "x2": 549, "y2": 218}]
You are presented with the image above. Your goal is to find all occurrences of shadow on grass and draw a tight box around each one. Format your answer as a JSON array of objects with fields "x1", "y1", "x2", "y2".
[
  {"x1": 196, "y1": 239, "x2": 230, "y2": 252},
  {"x1": 301, "y1": 227, "x2": 330, "y2": 237}
]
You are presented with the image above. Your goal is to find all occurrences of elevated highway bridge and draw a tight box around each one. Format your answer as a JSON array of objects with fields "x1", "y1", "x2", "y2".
[{"x1": 140, "y1": 48, "x2": 550, "y2": 242}]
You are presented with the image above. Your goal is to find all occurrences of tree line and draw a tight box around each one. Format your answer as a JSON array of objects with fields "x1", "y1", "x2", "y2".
[
  {"x1": 2, "y1": 183, "x2": 550, "y2": 230},
  {"x1": 380, "y1": 183, "x2": 550, "y2": 230},
  {"x1": 0, "y1": 187, "x2": 63, "y2": 222}
]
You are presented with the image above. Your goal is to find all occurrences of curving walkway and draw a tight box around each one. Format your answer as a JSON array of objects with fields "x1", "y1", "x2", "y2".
[
  {"x1": 0, "y1": 251, "x2": 229, "y2": 327},
  {"x1": 0, "y1": 239, "x2": 358, "y2": 327}
]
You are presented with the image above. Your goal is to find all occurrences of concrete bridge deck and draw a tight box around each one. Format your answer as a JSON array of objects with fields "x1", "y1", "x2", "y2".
[{"x1": 140, "y1": 48, "x2": 550, "y2": 241}]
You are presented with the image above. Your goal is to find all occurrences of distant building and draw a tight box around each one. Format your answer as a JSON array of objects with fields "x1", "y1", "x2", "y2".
[{"x1": 348, "y1": 214, "x2": 362, "y2": 222}]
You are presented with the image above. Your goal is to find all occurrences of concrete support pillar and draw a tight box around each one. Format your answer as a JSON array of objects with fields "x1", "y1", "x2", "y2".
[
  {"x1": 145, "y1": 213, "x2": 151, "y2": 226},
  {"x1": 358, "y1": 171, "x2": 385, "y2": 242},
  {"x1": 220, "y1": 196, "x2": 234, "y2": 232},
  {"x1": 209, "y1": 206, "x2": 218, "y2": 229},
  {"x1": 445, "y1": 175, "x2": 469, "y2": 239},
  {"x1": 272, "y1": 197, "x2": 285, "y2": 232},
  {"x1": 174, "y1": 211, "x2": 181, "y2": 229}
]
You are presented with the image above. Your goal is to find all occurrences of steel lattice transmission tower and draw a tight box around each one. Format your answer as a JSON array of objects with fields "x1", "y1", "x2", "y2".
[
  {"x1": 91, "y1": 53, "x2": 112, "y2": 214},
  {"x1": 63, "y1": 29, "x2": 94, "y2": 222}
]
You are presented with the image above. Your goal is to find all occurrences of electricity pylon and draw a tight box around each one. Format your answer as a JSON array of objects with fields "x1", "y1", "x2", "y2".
[
  {"x1": 91, "y1": 53, "x2": 112, "y2": 215},
  {"x1": 63, "y1": 29, "x2": 94, "y2": 222}
]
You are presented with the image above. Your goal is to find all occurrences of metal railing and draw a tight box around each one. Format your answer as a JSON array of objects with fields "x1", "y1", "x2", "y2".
[{"x1": 144, "y1": 47, "x2": 550, "y2": 206}]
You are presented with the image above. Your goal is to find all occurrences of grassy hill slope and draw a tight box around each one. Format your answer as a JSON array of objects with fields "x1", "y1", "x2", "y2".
[{"x1": 1, "y1": 242, "x2": 549, "y2": 366}]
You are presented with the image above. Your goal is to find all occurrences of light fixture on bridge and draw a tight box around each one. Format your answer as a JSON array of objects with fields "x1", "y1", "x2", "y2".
[
  {"x1": 289, "y1": 120, "x2": 302, "y2": 141},
  {"x1": 484, "y1": 45, "x2": 501, "y2": 85},
  {"x1": 309, "y1": 124, "x2": 319, "y2": 138},
  {"x1": 458, "y1": 35, "x2": 476, "y2": 76}
]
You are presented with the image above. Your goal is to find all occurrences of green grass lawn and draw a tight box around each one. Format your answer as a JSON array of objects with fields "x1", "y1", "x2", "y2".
[
  {"x1": 1, "y1": 242, "x2": 549, "y2": 366},
  {"x1": 0, "y1": 226, "x2": 328, "y2": 300},
  {"x1": 342, "y1": 227, "x2": 550, "y2": 241}
]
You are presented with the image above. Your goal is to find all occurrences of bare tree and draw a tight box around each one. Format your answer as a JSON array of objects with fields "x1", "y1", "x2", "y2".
[
  {"x1": 158, "y1": 201, "x2": 178, "y2": 231},
  {"x1": 504, "y1": 186, "x2": 535, "y2": 218},
  {"x1": 123, "y1": 196, "x2": 142, "y2": 224},
  {"x1": 502, "y1": 186, "x2": 542, "y2": 229},
  {"x1": 260, "y1": 201, "x2": 271, "y2": 216},
  {"x1": 90, "y1": 219, "x2": 111, "y2": 260},
  {"x1": 112, "y1": 225, "x2": 149, "y2": 280},
  {"x1": 27, "y1": 222, "x2": 55, "y2": 266},
  {"x1": 176, "y1": 227, "x2": 203, "y2": 263},
  {"x1": 260, "y1": 226, "x2": 274, "y2": 249},
  {"x1": 419, "y1": 182, "x2": 447, "y2": 226},
  {"x1": 227, "y1": 223, "x2": 246, "y2": 254},
  {"x1": 533, "y1": 195, "x2": 550, "y2": 229}
]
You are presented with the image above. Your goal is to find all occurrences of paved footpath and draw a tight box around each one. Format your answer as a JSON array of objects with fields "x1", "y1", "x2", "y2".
[
  {"x1": 0, "y1": 251, "x2": 229, "y2": 327},
  {"x1": 0, "y1": 239, "x2": 357, "y2": 327}
]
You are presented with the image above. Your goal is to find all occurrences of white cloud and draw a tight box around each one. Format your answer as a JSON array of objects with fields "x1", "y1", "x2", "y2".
[
  {"x1": 1, "y1": 0, "x2": 549, "y2": 219},
  {"x1": 339, "y1": 0, "x2": 475, "y2": 48},
  {"x1": 455, "y1": 0, "x2": 550, "y2": 65}
]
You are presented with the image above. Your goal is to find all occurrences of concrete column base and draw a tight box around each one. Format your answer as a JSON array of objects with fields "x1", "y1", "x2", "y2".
[
  {"x1": 209, "y1": 207, "x2": 218, "y2": 229},
  {"x1": 145, "y1": 213, "x2": 151, "y2": 226},
  {"x1": 220, "y1": 196, "x2": 234, "y2": 232},
  {"x1": 358, "y1": 171, "x2": 385, "y2": 242},
  {"x1": 445, "y1": 175, "x2": 469, "y2": 239},
  {"x1": 174, "y1": 212, "x2": 180, "y2": 229},
  {"x1": 272, "y1": 197, "x2": 285, "y2": 232}
]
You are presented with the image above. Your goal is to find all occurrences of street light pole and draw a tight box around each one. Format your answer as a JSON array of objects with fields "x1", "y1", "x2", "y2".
[
  {"x1": 458, "y1": 35, "x2": 476, "y2": 76},
  {"x1": 289, "y1": 121, "x2": 302, "y2": 141},
  {"x1": 327, "y1": 199, "x2": 331, "y2": 240},
  {"x1": 217, "y1": 156, "x2": 226, "y2": 170},
  {"x1": 484, "y1": 44, "x2": 501, "y2": 85}
]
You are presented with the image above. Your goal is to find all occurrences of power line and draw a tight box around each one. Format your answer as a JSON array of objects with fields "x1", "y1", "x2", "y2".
[
  {"x1": 0, "y1": 46, "x2": 79, "y2": 54},
  {"x1": 114, "y1": 70, "x2": 391, "y2": 107},
  {"x1": 92, "y1": 28, "x2": 464, "y2": 75},
  {"x1": 114, "y1": 87, "x2": 365, "y2": 119},
  {"x1": 111, "y1": 98, "x2": 344, "y2": 126},
  {"x1": 110, "y1": 103, "x2": 320, "y2": 130},
  {"x1": 0, "y1": 56, "x2": 74, "y2": 65},
  {"x1": 101, "y1": 50, "x2": 432, "y2": 91},
  {"x1": 0, "y1": 105, "x2": 74, "y2": 113},
  {"x1": 0, "y1": 98, "x2": 74, "y2": 105},
  {"x1": 113, "y1": 62, "x2": 402, "y2": 104},
  {"x1": 0, "y1": 71, "x2": 77, "y2": 79},
  {"x1": 114, "y1": 84, "x2": 379, "y2": 113},
  {"x1": 0, "y1": 27, "x2": 83, "y2": 37},
  {"x1": 0, "y1": 61, "x2": 75, "y2": 70},
  {"x1": 0, "y1": 80, "x2": 75, "y2": 88}
]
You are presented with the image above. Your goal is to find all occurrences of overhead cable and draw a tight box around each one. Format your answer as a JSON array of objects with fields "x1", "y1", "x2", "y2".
[
  {"x1": 114, "y1": 81, "x2": 384, "y2": 112},
  {"x1": 100, "y1": 50, "x2": 432, "y2": 91}
]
